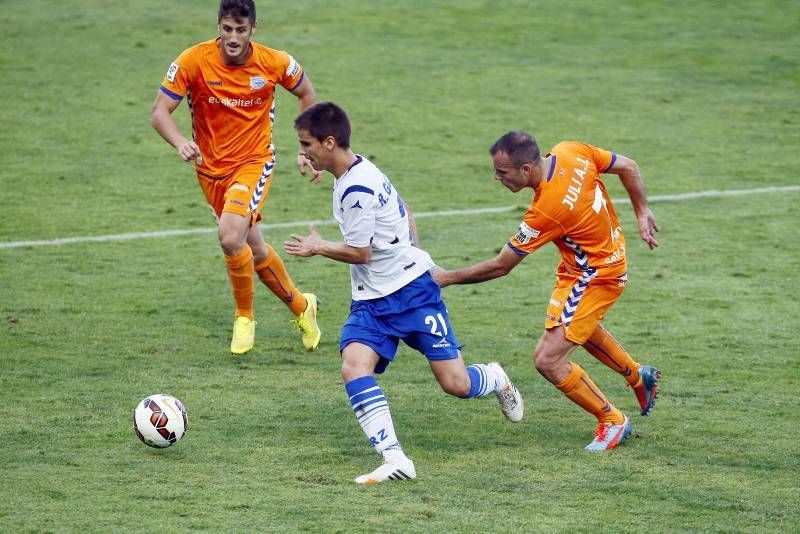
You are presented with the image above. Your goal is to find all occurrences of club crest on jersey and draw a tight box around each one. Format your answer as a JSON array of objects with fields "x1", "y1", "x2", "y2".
[
  {"x1": 250, "y1": 76, "x2": 267, "y2": 90},
  {"x1": 286, "y1": 56, "x2": 300, "y2": 78},
  {"x1": 166, "y1": 62, "x2": 179, "y2": 83},
  {"x1": 514, "y1": 222, "x2": 540, "y2": 244}
]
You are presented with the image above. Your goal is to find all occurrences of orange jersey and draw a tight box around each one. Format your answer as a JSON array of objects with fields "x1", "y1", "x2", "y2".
[
  {"x1": 508, "y1": 141, "x2": 627, "y2": 278},
  {"x1": 160, "y1": 39, "x2": 305, "y2": 177}
]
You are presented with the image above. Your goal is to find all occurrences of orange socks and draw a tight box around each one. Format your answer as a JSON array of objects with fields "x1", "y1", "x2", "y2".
[
  {"x1": 584, "y1": 325, "x2": 640, "y2": 387},
  {"x1": 224, "y1": 246, "x2": 254, "y2": 320},
  {"x1": 254, "y1": 244, "x2": 307, "y2": 316},
  {"x1": 555, "y1": 362, "x2": 624, "y2": 424}
]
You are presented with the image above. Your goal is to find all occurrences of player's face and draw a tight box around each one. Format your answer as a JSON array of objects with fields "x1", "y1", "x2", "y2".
[
  {"x1": 218, "y1": 15, "x2": 255, "y2": 65},
  {"x1": 492, "y1": 152, "x2": 529, "y2": 192},
  {"x1": 297, "y1": 129, "x2": 329, "y2": 172}
]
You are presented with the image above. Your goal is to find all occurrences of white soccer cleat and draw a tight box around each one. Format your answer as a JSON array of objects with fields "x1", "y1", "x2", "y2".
[
  {"x1": 354, "y1": 458, "x2": 416, "y2": 485},
  {"x1": 584, "y1": 415, "x2": 631, "y2": 452},
  {"x1": 488, "y1": 362, "x2": 524, "y2": 422}
]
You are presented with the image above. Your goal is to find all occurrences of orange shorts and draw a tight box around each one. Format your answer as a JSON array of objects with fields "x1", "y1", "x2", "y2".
[
  {"x1": 545, "y1": 264, "x2": 628, "y2": 345},
  {"x1": 197, "y1": 156, "x2": 275, "y2": 223}
]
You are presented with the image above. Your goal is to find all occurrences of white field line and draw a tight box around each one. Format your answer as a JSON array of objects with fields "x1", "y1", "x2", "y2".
[{"x1": 1, "y1": 185, "x2": 798, "y2": 250}]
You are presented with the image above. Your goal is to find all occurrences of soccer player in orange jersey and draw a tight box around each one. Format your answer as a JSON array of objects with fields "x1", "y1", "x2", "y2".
[
  {"x1": 150, "y1": 0, "x2": 321, "y2": 355},
  {"x1": 434, "y1": 131, "x2": 661, "y2": 451}
]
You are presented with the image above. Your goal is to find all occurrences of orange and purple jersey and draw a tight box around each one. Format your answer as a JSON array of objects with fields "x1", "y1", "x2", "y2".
[
  {"x1": 159, "y1": 39, "x2": 305, "y2": 178},
  {"x1": 508, "y1": 141, "x2": 627, "y2": 279}
]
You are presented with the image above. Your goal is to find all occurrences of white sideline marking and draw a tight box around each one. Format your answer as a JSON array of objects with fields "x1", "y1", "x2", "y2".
[{"x1": 1, "y1": 185, "x2": 798, "y2": 250}]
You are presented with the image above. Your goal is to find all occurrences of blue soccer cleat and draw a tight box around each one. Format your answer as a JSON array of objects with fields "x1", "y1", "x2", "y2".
[{"x1": 632, "y1": 364, "x2": 661, "y2": 416}]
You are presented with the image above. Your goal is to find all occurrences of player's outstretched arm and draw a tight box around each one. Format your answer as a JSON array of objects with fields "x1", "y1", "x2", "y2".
[
  {"x1": 609, "y1": 154, "x2": 659, "y2": 249},
  {"x1": 434, "y1": 246, "x2": 524, "y2": 287},
  {"x1": 284, "y1": 226, "x2": 371, "y2": 265},
  {"x1": 150, "y1": 91, "x2": 200, "y2": 162}
]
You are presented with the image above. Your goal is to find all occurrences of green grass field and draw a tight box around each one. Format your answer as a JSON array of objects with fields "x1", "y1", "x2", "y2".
[{"x1": 2, "y1": 0, "x2": 799, "y2": 531}]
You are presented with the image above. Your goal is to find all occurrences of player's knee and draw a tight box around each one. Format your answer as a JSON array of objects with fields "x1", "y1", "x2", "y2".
[
  {"x1": 219, "y1": 231, "x2": 246, "y2": 256},
  {"x1": 533, "y1": 348, "x2": 554, "y2": 375},
  {"x1": 341, "y1": 359, "x2": 369, "y2": 382},
  {"x1": 250, "y1": 245, "x2": 268, "y2": 265}
]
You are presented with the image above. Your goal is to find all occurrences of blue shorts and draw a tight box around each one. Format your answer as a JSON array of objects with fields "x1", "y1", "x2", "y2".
[{"x1": 339, "y1": 272, "x2": 462, "y2": 374}]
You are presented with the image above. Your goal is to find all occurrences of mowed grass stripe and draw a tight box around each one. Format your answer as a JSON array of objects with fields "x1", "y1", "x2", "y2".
[{"x1": 1, "y1": 185, "x2": 798, "y2": 250}]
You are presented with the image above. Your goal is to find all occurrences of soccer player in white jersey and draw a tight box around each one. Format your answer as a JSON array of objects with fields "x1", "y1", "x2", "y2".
[{"x1": 285, "y1": 102, "x2": 524, "y2": 484}]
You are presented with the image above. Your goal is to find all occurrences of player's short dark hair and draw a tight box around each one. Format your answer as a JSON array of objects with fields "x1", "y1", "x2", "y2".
[
  {"x1": 294, "y1": 102, "x2": 351, "y2": 149},
  {"x1": 218, "y1": 0, "x2": 256, "y2": 24},
  {"x1": 490, "y1": 131, "x2": 541, "y2": 166}
]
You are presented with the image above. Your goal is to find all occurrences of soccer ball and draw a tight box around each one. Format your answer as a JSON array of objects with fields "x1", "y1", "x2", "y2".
[{"x1": 133, "y1": 393, "x2": 188, "y2": 448}]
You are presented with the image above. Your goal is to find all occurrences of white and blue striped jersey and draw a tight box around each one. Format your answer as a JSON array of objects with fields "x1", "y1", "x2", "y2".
[{"x1": 333, "y1": 155, "x2": 434, "y2": 300}]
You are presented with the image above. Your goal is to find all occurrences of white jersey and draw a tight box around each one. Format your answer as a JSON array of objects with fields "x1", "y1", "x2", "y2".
[{"x1": 333, "y1": 155, "x2": 435, "y2": 300}]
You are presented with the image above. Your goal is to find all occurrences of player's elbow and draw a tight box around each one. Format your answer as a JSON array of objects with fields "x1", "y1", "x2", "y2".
[
  {"x1": 491, "y1": 256, "x2": 517, "y2": 278},
  {"x1": 615, "y1": 155, "x2": 641, "y2": 180},
  {"x1": 150, "y1": 106, "x2": 164, "y2": 130},
  {"x1": 494, "y1": 263, "x2": 513, "y2": 278},
  {"x1": 352, "y1": 247, "x2": 372, "y2": 264}
]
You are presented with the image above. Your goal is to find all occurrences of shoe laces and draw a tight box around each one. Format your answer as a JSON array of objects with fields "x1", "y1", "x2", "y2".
[
  {"x1": 593, "y1": 422, "x2": 610, "y2": 441},
  {"x1": 498, "y1": 385, "x2": 518, "y2": 408},
  {"x1": 292, "y1": 314, "x2": 312, "y2": 334},
  {"x1": 234, "y1": 317, "x2": 255, "y2": 332}
]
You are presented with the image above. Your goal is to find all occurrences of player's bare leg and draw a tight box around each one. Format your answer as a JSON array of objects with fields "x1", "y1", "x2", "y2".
[
  {"x1": 219, "y1": 212, "x2": 256, "y2": 354},
  {"x1": 342, "y1": 343, "x2": 415, "y2": 484},
  {"x1": 249, "y1": 223, "x2": 321, "y2": 350},
  {"x1": 584, "y1": 324, "x2": 660, "y2": 415},
  {"x1": 535, "y1": 326, "x2": 630, "y2": 451},
  {"x1": 429, "y1": 353, "x2": 523, "y2": 422}
]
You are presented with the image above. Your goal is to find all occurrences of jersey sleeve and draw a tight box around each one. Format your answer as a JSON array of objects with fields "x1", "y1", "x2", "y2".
[
  {"x1": 339, "y1": 184, "x2": 377, "y2": 248},
  {"x1": 274, "y1": 51, "x2": 305, "y2": 92},
  {"x1": 506, "y1": 208, "x2": 563, "y2": 256},
  {"x1": 159, "y1": 48, "x2": 195, "y2": 101},
  {"x1": 582, "y1": 143, "x2": 616, "y2": 173}
]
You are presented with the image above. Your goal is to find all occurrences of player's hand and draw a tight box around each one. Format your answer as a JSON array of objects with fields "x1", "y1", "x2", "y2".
[
  {"x1": 637, "y1": 208, "x2": 660, "y2": 249},
  {"x1": 176, "y1": 140, "x2": 201, "y2": 163},
  {"x1": 297, "y1": 154, "x2": 321, "y2": 183},
  {"x1": 284, "y1": 226, "x2": 322, "y2": 257}
]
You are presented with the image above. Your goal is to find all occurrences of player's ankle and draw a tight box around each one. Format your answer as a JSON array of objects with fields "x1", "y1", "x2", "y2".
[{"x1": 382, "y1": 448, "x2": 410, "y2": 465}]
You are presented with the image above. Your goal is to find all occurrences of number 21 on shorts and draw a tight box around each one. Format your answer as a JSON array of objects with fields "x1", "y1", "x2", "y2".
[{"x1": 425, "y1": 313, "x2": 449, "y2": 337}]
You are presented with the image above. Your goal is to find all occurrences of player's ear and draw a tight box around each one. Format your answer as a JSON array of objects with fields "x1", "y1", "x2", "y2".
[{"x1": 323, "y1": 136, "x2": 336, "y2": 150}]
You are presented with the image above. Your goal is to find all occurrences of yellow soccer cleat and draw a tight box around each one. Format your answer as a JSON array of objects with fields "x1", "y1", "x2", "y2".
[
  {"x1": 292, "y1": 293, "x2": 321, "y2": 350},
  {"x1": 230, "y1": 316, "x2": 256, "y2": 355}
]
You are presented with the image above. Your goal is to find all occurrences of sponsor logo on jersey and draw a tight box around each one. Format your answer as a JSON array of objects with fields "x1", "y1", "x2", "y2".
[
  {"x1": 514, "y1": 222, "x2": 540, "y2": 244},
  {"x1": 207, "y1": 96, "x2": 263, "y2": 107},
  {"x1": 286, "y1": 56, "x2": 300, "y2": 78},
  {"x1": 206, "y1": 80, "x2": 223, "y2": 86},
  {"x1": 166, "y1": 62, "x2": 179, "y2": 83},
  {"x1": 250, "y1": 76, "x2": 266, "y2": 90},
  {"x1": 231, "y1": 184, "x2": 249, "y2": 193},
  {"x1": 350, "y1": 200, "x2": 362, "y2": 209}
]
